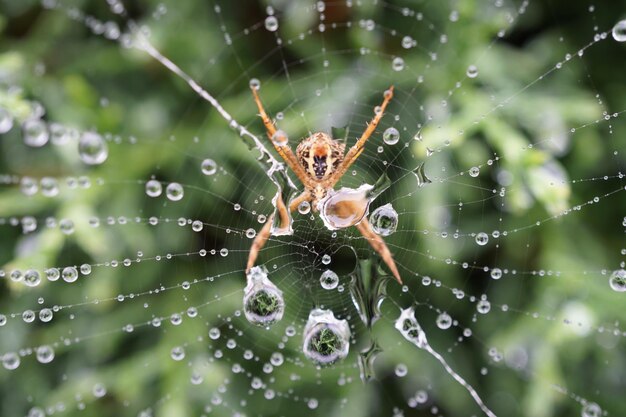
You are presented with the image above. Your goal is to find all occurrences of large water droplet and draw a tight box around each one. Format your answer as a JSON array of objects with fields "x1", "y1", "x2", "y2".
[
  {"x1": 165, "y1": 182, "x2": 184, "y2": 201},
  {"x1": 612, "y1": 20, "x2": 626, "y2": 42},
  {"x1": 392, "y1": 57, "x2": 405, "y2": 71},
  {"x1": 62, "y1": 266, "x2": 78, "y2": 283},
  {"x1": 244, "y1": 266, "x2": 285, "y2": 326},
  {"x1": 145, "y1": 179, "x2": 162, "y2": 197},
  {"x1": 369, "y1": 203, "x2": 398, "y2": 236},
  {"x1": 264, "y1": 16, "x2": 279, "y2": 32},
  {"x1": 78, "y1": 132, "x2": 108, "y2": 165},
  {"x1": 2, "y1": 352, "x2": 20, "y2": 370},
  {"x1": 466, "y1": 65, "x2": 479, "y2": 78},
  {"x1": 36, "y1": 345, "x2": 55, "y2": 364},
  {"x1": 22, "y1": 119, "x2": 49, "y2": 147},
  {"x1": 475, "y1": 232, "x2": 489, "y2": 246},
  {"x1": 320, "y1": 270, "x2": 339, "y2": 290},
  {"x1": 318, "y1": 184, "x2": 373, "y2": 230},
  {"x1": 436, "y1": 312, "x2": 452, "y2": 329},
  {"x1": 302, "y1": 309, "x2": 351, "y2": 366},
  {"x1": 609, "y1": 269, "x2": 626, "y2": 292},
  {"x1": 201, "y1": 158, "x2": 217, "y2": 175},
  {"x1": 382, "y1": 127, "x2": 400, "y2": 145},
  {"x1": 171, "y1": 346, "x2": 185, "y2": 361}
]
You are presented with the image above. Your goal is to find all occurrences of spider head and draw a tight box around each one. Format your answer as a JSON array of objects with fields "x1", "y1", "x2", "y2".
[{"x1": 296, "y1": 132, "x2": 345, "y2": 181}]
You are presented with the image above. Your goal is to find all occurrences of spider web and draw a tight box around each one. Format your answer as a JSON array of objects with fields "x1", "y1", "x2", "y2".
[{"x1": 0, "y1": 1, "x2": 625, "y2": 417}]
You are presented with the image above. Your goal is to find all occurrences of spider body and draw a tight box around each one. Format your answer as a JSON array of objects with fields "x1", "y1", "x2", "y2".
[
  {"x1": 247, "y1": 85, "x2": 402, "y2": 284},
  {"x1": 296, "y1": 132, "x2": 345, "y2": 206}
]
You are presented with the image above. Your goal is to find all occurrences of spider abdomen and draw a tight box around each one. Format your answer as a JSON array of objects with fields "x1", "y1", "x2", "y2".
[{"x1": 296, "y1": 132, "x2": 345, "y2": 182}]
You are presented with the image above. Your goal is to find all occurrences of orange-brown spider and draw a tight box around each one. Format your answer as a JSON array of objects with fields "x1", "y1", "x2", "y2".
[{"x1": 246, "y1": 85, "x2": 402, "y2": 284}]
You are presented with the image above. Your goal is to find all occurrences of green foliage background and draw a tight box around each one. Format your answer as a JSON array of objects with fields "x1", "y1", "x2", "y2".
[{"x1": 0, "y1": 1, "x2": 625, "y2": 417}]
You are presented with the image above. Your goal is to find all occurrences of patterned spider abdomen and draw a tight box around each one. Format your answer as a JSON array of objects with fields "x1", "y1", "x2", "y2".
[{"x1": 296, "y1": 132, "x2": 345, "y2": 181}]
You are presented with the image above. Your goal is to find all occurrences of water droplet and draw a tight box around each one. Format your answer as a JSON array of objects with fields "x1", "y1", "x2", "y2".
[
  {"x1": 62, "y1": 266, "x2": 78, "y2": 283},
  {"x1": 78, "y1": 132, "x2": 108, "y2": 165},
  {"x1": 209, "y1": 327, "x2": 221, "y2": 340},
  {"x1": 469, "y1": 166, "x2": 480, "y2": 177},
  {"x1": 392, "y1": 57, "x2": 405, "y2": 71},
  {"x1": 0, "y1": 108, "x2": 14, "y2": 133},
  {"x1": 436, "y1": 312, "x2": 452, "y2": 329},
  {"x1": 246, "y1": 228, "x2": 256, "y2": 239},
  {"x1": 297, "y1": 201, "x2": 311, "y2": 214},
  {"x1": 80, "y1": 264, "x2": 92, "y2": 275},
  {"x1": 165, "y1": 182, "x2": 184, "y2": 201},
  {"x1": 249, "y1": 78, "x2": 261, "y2": 90},
  {"x1": 20, "y1": 177, "x2": 38, "y2": 196},
  {"x1": 59, "y1": 219, "x2": 75, "y2": 235},
  {"x1": 22, "y1": 119, "x2": 49, "y2": 147},
  {"x1": 477, "y1": 300, "x2": 491, "y2": 314},
  {"x1": 414, "y1": 162, "x2": 432, "y2": 187},
  {"x1": 303, "y1": 309, "x2": 351, "y2": 366},
  {"x1": 475, "y1": 232, "x2": 489, "y2": 246},
  {"x1": 192, "y1": 220, "x2": 203, "y2": 232},
  {"x1": 0, "y1": 314, "x2": 7, "y2": 326},
  {"x1": 93, "y1": 383, "x2": 107, "y2": 398},
  {"x1": 401, "y1": 36, "x2": 414, "y2": 49},
  {"x1": 318, "y1": 184, "x2": 373, "y2": 230},
  {"x1": 24, "y1": 269, "x2": 41, "y2": 287},
  {"x1": 145, "y1": 179, "x2": 162, "y2": 197},
  {"x1": 582, "y1": 402, "x2": 602, "y2": 417},
  {"x1": 609, "y1": 269, "x2": 626, "y2": 292},
  {"x1": 321, "y1": 254, "x2": 331, "y2": 265},
  {"x1": 39, "y1": 308, "x2": 53, "y2": 322},
  {"x1": 171, "y1": 346, "x2": 185, "y2": 361},
  {"x1": 2, "y1": 352, "x2": 20, "y2": 370},
  {"x1": 265, "y1": 16, "x2": 279, "y2": 32},
  {"x1": 395, "y1": 363, "x2": 408, "y2": 377},
  {"x1": 369, "y1": 203, "x2": 398, "y2": 236},
  {"x1": 466, "y1": 65, "x2": 479, "y2": 78},
  {"x1": 46, "y1": 268, "x2": 60, "y2": 281},
  {"x1": 271, "y1": 129, "x2": 288, "y2": 146},
  {"x1": 490, "y1": 268, "x2": 502, "y2": 280},
  {"x1": 244, "y1": 266, "x2": 285, "y2": 326},
  {"x1": 201, "y1": 158, "x2": 217, "y2": 175},
  {"x1": 36, "y1": 345, "x2": 55, "y2": 364},
  {"x1": 612, "y1": 20, "x2": 626, "y2": 42},
  {"x1": 320, "y1": 270, "x2": 339, "y2": 290},
  {"x1": 383, "y1": 127, "x2": 400, "y2": 145}
]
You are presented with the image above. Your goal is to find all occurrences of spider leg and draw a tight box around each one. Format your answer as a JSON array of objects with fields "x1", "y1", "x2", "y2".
[
  {"x1": 246, "y1": 190, "x2": 311, "y2": 273},
  {"x1": 355, "y1": 216, "x2": 402, "y2": 284},
  {"x1": 250, "y1": 86, "x2": 314, "y2": 188},
  {"x1": 326, "y1": 86, "x2": 394, "y2": 188}
]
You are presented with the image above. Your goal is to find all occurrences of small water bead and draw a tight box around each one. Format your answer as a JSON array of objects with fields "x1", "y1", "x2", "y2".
[
  {"x1": 469, "y1": 166, "x2": 480, "y2": 177},
  {"x1": 369, "y1": 203, "x2": 398, "y2": 236},
  {"x1": 466, "y1": 65, "x2": 479, "y2": 78},
  {"x1": 78, "y1": 131, "x2": 108, "y2": 165},
  {"x1": 23, "y1": 310, "x2": 36, "y2": 323},
  {"x1": 609, "y1": 269, "x2": 626, "y2": 292},
  {"x1": 307, "y1": 399, "x2": 319, "y2": 410},
  {"x1": 490, "y1": 268, "x2": 502, "y2": 280},
  {"x1": 192, "y1": 220, "x2": 203, "y2": 232},
  {"x1": 298, "y1": 201, "x2": 311, "y2": 214},
  {"x1": 382, "y1": 127, "x2": 400, "y2": 145},
  {"x1": 582, "y1": 402, "x2": 602, "y2": 417},
  {"x1": 270, "y1": 352, "x2": 284, "y2": 366},
  {"x1": 10, "y1": 269, "x2": 23, "y2": 282},
  {"x1": 612, "y1": 20, "x2": 626, "y2": 42},
  {"x1": 249, "y1": 78, "x2": 261, "y2": 90},
  {"x1": 59, "y1": 218, "x2": 75, "y2": 235},
  {"x1": 171, "y1": 346, "x2": 185, "y2": 361},
  {"x1": 62, "y1": 266, "x2": 78, "y2": 283},
  {"x1": 245, "y1": 228, "x2": 256, "y2": 239},
  {"x1": 20, "y1": 177, "x2": 38, "y2": 196},
  {"x1": 209, "y1": 327, "x2": 221, "y2": 340},
  {"x1": 24, "y1": 269, "x2": 41, "y2": 287},
  {"x1": 40, "y1": 177, "x2": 59, "y2": 197},
  {"x1": 220, "y1": 248, "x2": 229, "y2": 257},
  {"x1": 2, "y1": 352, "x2": 20, "y2": 370},
  {"x1": 320, "y1": 270, "x2": 339, "y2": 290},
  {"x1": 201, "y1": 158, "x2": 217, "y2": 175},
  {"x1": 401, "y1": 36, "x2": 414, "y2": 49},
  {"x1": 165, "y1": 182, "x2": 184, "y2": 201},
  {"x1": 302, "y1": 309, "x2": 351, "y2": 366},
  {"x1": 477, "y1": 300, "x2": 491, "y2": 314},
  {"x1": 436, "y1": 312, "x2": 452, "y2": 329},
  {"x1": 145, "y1": 179, "x2": 162, "y2": 197},
  {"x1": 93, "y1": 383, "x2": 107, "y2": 398},
  {"x1": 39, "y1": 308, "x2": 53, "y2": 322},
  {"x1": 36, "y1": 345, "x2": 55, "y2": 364},
  {"x1": 271, "y1": 129, "x2": 288, "y2": 146},
  {"x1": 46, "y1": 268, "x2": 60, "y2": 281},
  {"x1": 22, "y1": 119, "x2": 49, "y2": 147},
  {"x1": 395, "y1": 363, "x2": 408, "y2": 377},
  {"x1": 392, "y1": 57, "x2": 405, "y2": 71},
  {"x1": 0, "y1": 107, "x2": 14, "y2": 133},
  {"x1": 80, "y1": 264, "x2": 91, "y2": 275},
  {"x1": 264, "y1": 15, "x2": 279, "y2": 32},
  {"x1": 475, "y1": 232, "x2": 489, "y2": 246},
  {"x1": 321, "y1": 254, "x2": 331, "y2": 265}
]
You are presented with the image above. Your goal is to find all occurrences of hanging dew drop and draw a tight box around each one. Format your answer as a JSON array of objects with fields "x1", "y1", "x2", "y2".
[
  {"x1": 321, "y1": 254, "x2": 331, "y2": 265},
  {"x1": 392, "y1": 57, "x2": 405, "y2": 71},
  {"x1": 382, "y1": 127, "x2": 400, "y2": 145},
  {"x1": 23, "y1": 269, "x2": 41, "y2": 287},
  {"x1": 475, "y1": 232, "x2": 489, "y2": 246},
  {"x1": 320, "y1": 270, "x2": 339, "y2": 290},
  {"x1": 2, "y1": 352, "x2": 20, "y2": 370},
  {"x1": 249, "y1": 78, "x2": 261, "y2": 90},
  {"x1": 62, "y1": 266, "x2": 78, "y2": 283},
  {"x1": 469, "y1": 166, "x2": 480, "y2": 177},
  {"x1": 395, "y1": 363, "x2": 408, "y2": 377},
  {"x1": 165, "y1": 182, "x2": 184, "y2": 201},
  {"x1": 145, "y1": 179, "x2": 162, "y2": 197},
  {"x1": 302, "y1": 309, "x2": 351, "y2": 366},
  {"x1": 436, "y1": 312, "x2": 452, "y2": 329},
  {"x1": 201, "y1": 158, "x2": 217, "y2": 175},
  {"x1": 609, "y1": 269, "x2": 626, "y2": 292},
  {"x1": 192, "y1": 220, "x2": 203, "y2": 232},
  {"x1": 59, "y1": 219, "x2": 75, "y2": 235},
  {"x1": 78, "y1": 132, "x2": 108, "y2": 165},
  {"x1": 476, "y1": 300, "x2": 491, "y2": 314},
  {"x1": 271, "y1": 129, "x2": 288, "y2": 146},
  {"x1": 612, "y1": 20, "x2": 626, "y2": 42},
  {"x1": 22, "y1": 119, "x2": 49, "y2": 147},
  {"x1": 171, "y1": 346, "x2": 185, "y2": 361},
  {"x1": 369, "y1": 203, "x2": 398, "y2": 236},
  {"x1": 243, "y1": 266, "x2": 285, "y2": 326},
  {"x1": 264, "y1": 16, "x2": 279, "y2": 32},
  {"x1": 36, "y1": 345, "x2": 55, "y2": 364},
  {"x1": 490, "y1": 268, "x2": 502, "y2": 280},
  {"x1": 466, "y1": 65, "x2": 479, "y2": 78}
]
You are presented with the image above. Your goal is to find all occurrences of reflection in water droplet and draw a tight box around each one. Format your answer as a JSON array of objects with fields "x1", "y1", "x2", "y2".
[
  {"x1": 612, "y1": 20, "x2": 626, "y2": 42},
  {"x1": 369, "y1": 203, "x2": 398, "y2": 236},
  {"x1": 78, "y1": 132, "x2": 108, "y2": 165},
  {"x1": 469, "y1": 166, "x2": 480, "y2": 177},
  {"x1": 358, "y1": 339, "x2": 383, "y2": 383},
  {"x1": 414, "y1": 162, "x2": 432, "y2": 187},
  {"x1": 476, "y1": 300, "x2": 491, "y2": 314},
  {"x1": 383, "y1": 127, "x2": 400, "y2": 145},
  {"x1": 302, "y1": 308, "x2": 350, "y2": 366},
  {"x1": 24, "y1": 270, "x2": 41, "y2": 287},
  {"x1": 22, "y1": 119, "x2": 49, "y2": 147},
  {"x1": 145, "y1": 179, "x2": 162, "y2": 197},
  {"x1": 395, "y1": 363, "x2": 408, "y2": 377},
  {"x1": 318, "y1": 184, "x2": 373, "y2": 230},
  {"x1": 62, "y1": 266, "x2": 78, "y2": 283},
  {"x1": 392, "y1": 57, "x2": 405, "y2": 71},
  {"x1": 466, "y1": 65, "x2": 479, "y2": 78},
  {"x1": 249, "y1": 78, "x2": 261, "y2": 90},
  {"x1": 2, "y1": 352, "x2": 20, "y2": 370},
  {"x1": 490, "y1": 268, "x2": 502, "y2": 280},
  {"x1": 244, "y1": 266, "x2": 285, "y2": 326},
  {"x1": 609, "y1": 269, "x2": 626, "y2": 292},
  {"x1": 264, "y1": 16, "x2": 279, "y2": 32},
  {"x1": 582, "y1": 402, "x2": 602, "y2": 417},
  {"x1": 298, "y1": 201, "x2": 311, "y2": 214},
  {"x1": 166, "y1": 182, "x2": 184, "y2": 201},
  {"x1": 320, "y1": 270, "x2": 339, "y2": 290},
  {"x1": 436, "y1": 312, "x2": 452, "y2": 329},
  {"x1": 36, "y1": 345, "x2": 55, "y2": 364},
  {"x1": 171, "y1": 346, "x2": 185, "y2": 361},
  {"x1": 475, "y1": 232, "x2": 489, "y2": 246},
  {"x1": 201, "y1": 158, "x2": 217, "y2": 175}
]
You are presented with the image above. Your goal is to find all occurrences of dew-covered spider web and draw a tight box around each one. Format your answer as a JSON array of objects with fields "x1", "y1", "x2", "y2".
[{"x1": 1, "y1": 1, "x2": 625, "y2": 416}]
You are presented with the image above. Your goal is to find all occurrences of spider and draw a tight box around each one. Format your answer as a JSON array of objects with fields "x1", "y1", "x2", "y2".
[{"x1": 246, "y1": 85, "x2": 402, "y2": 284}]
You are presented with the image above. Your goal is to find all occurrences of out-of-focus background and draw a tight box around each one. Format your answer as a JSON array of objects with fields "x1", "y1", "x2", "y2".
[{"x1": 0, "y1": 1, "x2": 625, "y2": 416}]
